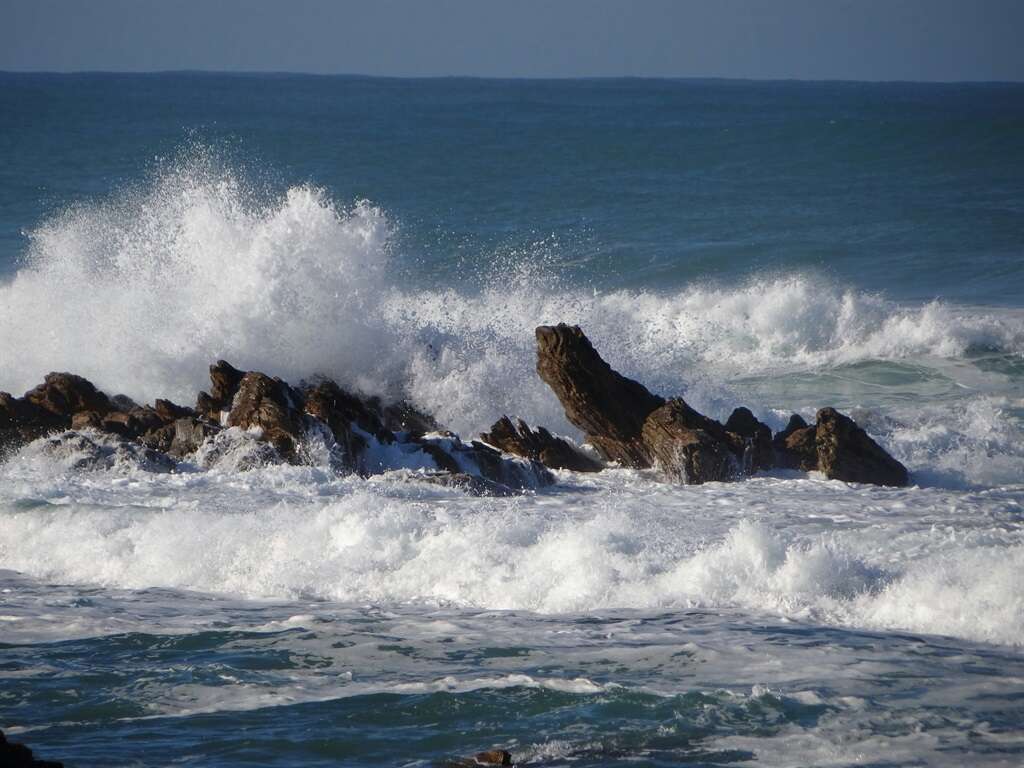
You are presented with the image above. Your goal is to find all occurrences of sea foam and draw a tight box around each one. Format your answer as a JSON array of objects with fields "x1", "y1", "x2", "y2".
[{"x1": 1, "y1": 152, "x2": 1022, "y2": 486}]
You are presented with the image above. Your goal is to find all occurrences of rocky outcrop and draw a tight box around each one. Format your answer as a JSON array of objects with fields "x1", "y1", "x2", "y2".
[
  {"x1": 481, "y1": 416, "x2": 603, "y2": 472},
  {"x1": 535, "y1": 324, "x2": 909, "y2": 487},
  {"x1": 24, "y1": 372, "x2": 111, "y2": 418},
  {"x1": 725, "y1": 406, "x2": 774, "y2": 473},
  {"x1": 641, "y1": 399, "x2": 737, "y2": 483},
  {"x1": 773, "y1": 414, "x2": 818, "y2": 471},
  {"x1": 0, "y1": 730, "x2": 63, "y2": 768},
  {"x1": 815, "y1": 407, "x2": 909, "y2": 486},
  {"x1": 536, "y1": 324, "x2": 664, "y2": 467},
  {"x1": 226, "y1": 372, "x2": 308, "y2": 460}
]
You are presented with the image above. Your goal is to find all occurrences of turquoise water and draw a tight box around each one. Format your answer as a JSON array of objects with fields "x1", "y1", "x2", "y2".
[{"x1": 1, "y1": 74, "x2": 1023, "y2": 766}]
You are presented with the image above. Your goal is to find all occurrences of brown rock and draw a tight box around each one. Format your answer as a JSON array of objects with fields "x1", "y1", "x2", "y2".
[
  {"x1": 0, "y1": 391, "x2": 68, "y2": 458},
  {"x1": 473, "y1": 750, "x2": 513, "y2": 765},
  {"x1": 382, "y1": 400, "x2": 440, "y2": 436},
  {"x1": 642, "y1": 399, "x2": 737, "y2": 484},
  {"x1": 24, "y1": 372, "x2": 111, "y2": 418},
  {"x1": 815, "y1": 407, "x2": 909, "y2": 487},
  {"x1": 481, "y1": 416, "x2": 603, "y2": 472},
  {"x1": 154, "y1": 398, "x2": 193, "y2": 423},
  {"x1": 535, "y1": 324, "x2": 664, "y2": 467},
  {"x1": 197, "y1": 360, "x2": 245, "y2": 420},
  {"x1": 168, "y1": 417, "x2": 220, "y2": 457},
  {"x1": 71, "y1": 410, "x2": 103, "y2": 430},
  {"x1": 227, "y1": 372, "x2": 307, "y2": 460}
]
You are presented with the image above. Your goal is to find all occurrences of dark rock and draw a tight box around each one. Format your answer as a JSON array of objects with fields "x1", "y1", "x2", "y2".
[
  {"x1": 227, "y1": 372, "x2": 307, "y2": 460},
  {"x1": 71, "y1": 410, "x2": 103, "y2": 430},
  {"x1": 154, "y1": 398, "x2": 193, "y2": 423},
  {"x1": 140, "y1": 422, "x2": 176, "y2": 453},
  {"x1": 24, "y1": 372, "x2": 111, "y2": 418},
  {"x1": 99, "y1": 407, "x2": 165, "y2": 439},
  {"x1": 197, "y1": 359, "x2": 245, "y2": 420},
  {"x1": 725, "y1": 406, "x2": 774, "y2": 473},
  {"x1": 815, "y1": 407, "x2": 909, "y2": 487},
  {"x1": 0, "y1": 729, "x2": 63, "y2": 768},
  {"x1": 0, "y1": 392, "x2": 68, "y2": 459},
  {"x1": 382, "y1": 400, "x2": 440, "y2": 436},
  {"x1": 536, "y1": 324, "x2": 664, "y2": 467},
  {"x1": 109, "y1": 393, "x2": 139, "y2": 413},
  {"x1": 481, "y1": 415, "x2": 603, "y2": 472},
  {"x1": 303, "y1": 379, "x2": 395, "y2": 470},
  {"x1": 641, "y1": 399, "x2": 737, "y2": 484},
  {"x1": 473, "y1": 750, "x2": 513, "y2": 765},
  {"x1": 778, "y1": 425, "x2": 818, "y2": 471},
  {"x1": 773, "y1": 414, "x2": 809, "y2": 449}
]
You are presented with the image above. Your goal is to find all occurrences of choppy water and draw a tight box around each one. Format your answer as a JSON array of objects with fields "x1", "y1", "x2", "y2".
[{"x1": 1, "y1": 74, "x2": 1022, "y2": 766}]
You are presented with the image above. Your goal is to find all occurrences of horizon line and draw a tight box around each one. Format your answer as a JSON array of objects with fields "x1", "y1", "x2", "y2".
[{"x1": 1, "y1": 69, "x2": 1022, "y2": 86}]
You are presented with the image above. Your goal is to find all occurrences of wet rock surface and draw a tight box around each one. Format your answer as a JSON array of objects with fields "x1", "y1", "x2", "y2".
[
  {"x1": 815, "y1": 407, "x2": 909, "y2": 486},
  {"x1": 535, "y1": 324, "x2": 909, "y2": 487},
  {"x1": 536, "y1": 323, "x2": 664, "y2": 467},
  {"x1": 481, "y1": 415, "x2": 604, "y2": 472},
  {"x1": 0, "y1": 327, "x2": 909, "y2": 488}
]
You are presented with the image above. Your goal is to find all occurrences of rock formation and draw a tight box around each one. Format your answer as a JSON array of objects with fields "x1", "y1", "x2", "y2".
[
  {"x1": 481, "y1": 416, "x2": 603, "y2": 472},
  {"x1": 0, "y1": 325, "x2": 908, "y2": 489},
  {"x1": 535, "y1": 323, "x2": 909, "y2": 487}
]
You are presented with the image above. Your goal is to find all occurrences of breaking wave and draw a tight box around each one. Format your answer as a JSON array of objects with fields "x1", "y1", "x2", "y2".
[{"x1": 0, "y1": 151, "x2": 1022, "y2": 482}]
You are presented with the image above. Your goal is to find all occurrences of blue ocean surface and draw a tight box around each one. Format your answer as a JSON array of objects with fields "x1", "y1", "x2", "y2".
[{"x1": 1, "y1": 74, "x2": 1023, "y2": 766}]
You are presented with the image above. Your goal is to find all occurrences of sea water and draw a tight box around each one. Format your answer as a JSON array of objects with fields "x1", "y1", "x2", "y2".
[{"x1": 0, "y1": 74, "x2": 1022, "y2": 766}]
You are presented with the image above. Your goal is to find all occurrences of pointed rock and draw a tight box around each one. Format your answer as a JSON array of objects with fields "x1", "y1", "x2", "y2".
[
  {"x1": 815, "y1": 407, "x2": 908, "y2": 486},
  {"x1": 481, "y1": 416, "x2": 603, "y2": 472},
  {"x1": 535, "y1": 324, "x2": 663, "y2": 467}
]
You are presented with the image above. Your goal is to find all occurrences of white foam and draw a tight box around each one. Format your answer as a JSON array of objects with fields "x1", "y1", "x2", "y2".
[{"x1": 1, "y1": 465, "x2": 1021, "y2": 646}]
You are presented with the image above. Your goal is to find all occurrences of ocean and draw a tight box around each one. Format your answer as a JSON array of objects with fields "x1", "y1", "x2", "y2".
[{"x1": 0, "y1": 73, "x2": 1022, "y2": 766}]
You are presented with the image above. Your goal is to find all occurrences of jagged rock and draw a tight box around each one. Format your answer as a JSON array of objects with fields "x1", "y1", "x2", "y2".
[
  {"x1": 382, "y1": 400, "x2": 440, "y2": 436},
  {"x1": 109, "y1": 393, "x2": 139, "y2": 413},
  {"x1": 196, "y1": 359, "x2": 245, "y2": 420},
  {"x1": 100, "y1": 407, "x2": 165, "y2": 439},
  {"x1": 0, "y1": 392, "x2": 68, "y2": 458},
  {"x1": 778, "y1": 424, "x2": 818, "y2": 471},
  {"x1": 815, "y1": 407, "x2": 909, "y2": 486},
  {"x1": 24, "y1": 372, "x2": 111, "y2": 418},
  {"x1": 725, "y1": 406, "x2": 774, "y2": 472},
  {"x1": 536, "y1": 324, "x2": 664, "y2": 467},
  {"x1": 303, "y1": 379, "x2": 393, "y2": 470},
  {"x1": 409, "y1": 434, "x2": 554, "y2": 490},
  {"x1": 71, "y1": 410, "x2": 103, "y2": 430},
  {"x1": 0, "y1": 729, "x2": 63, "y2": 768},
  {"x1": 642, "y1": 399, "x2": 737, "y2": 484},
  {"x1": 154, "y1": 398, "x2": 193, "y2": 422},
  {"x1": 481, "y1": 415, "x2": 603, "y2": 472},
  {"x1": 227, "y1": 372, "x2": 307, "y2": 460}
]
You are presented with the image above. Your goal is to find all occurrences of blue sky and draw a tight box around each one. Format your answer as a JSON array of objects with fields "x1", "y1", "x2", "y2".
[{"x1": 2, "y1": 0, "x2": 1022, "y2": 81}]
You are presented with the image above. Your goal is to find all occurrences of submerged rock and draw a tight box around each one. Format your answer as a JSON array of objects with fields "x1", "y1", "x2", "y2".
[
  {"x1": 0, "y1": 729, "x2": 63, "y2": 768},
  {"x1": 481, "y1": 415, "x2": 603, "y2": 472},
  {"x1": 815, "y1": 407, "x2": 909, "y2": 486},
  {"x1": 36, "y1": 431, "x2": 175, "y2": 473}
]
